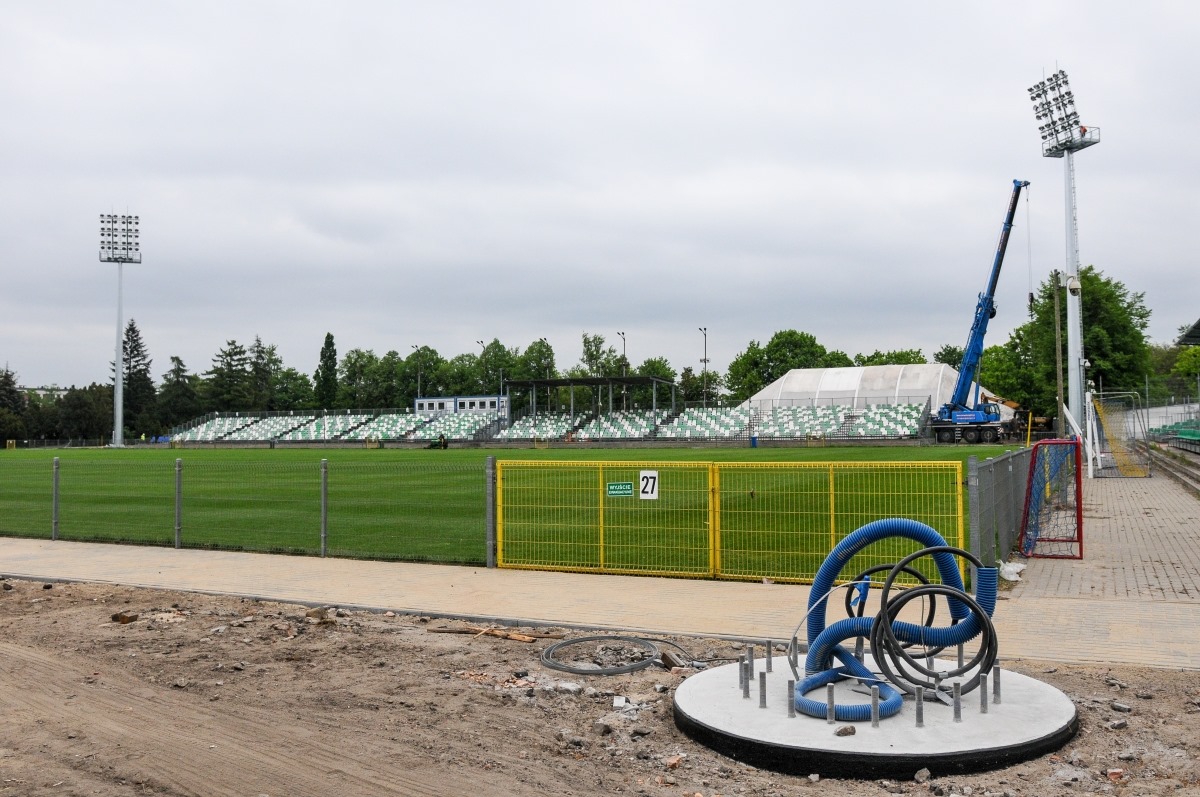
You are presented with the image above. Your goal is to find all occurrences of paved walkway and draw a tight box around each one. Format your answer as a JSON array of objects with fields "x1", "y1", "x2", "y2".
[{"x1": 2, "y1": 474, "x2": 1198, "y2": 670}]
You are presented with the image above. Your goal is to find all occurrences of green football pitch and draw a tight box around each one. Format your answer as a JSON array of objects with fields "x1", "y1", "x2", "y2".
[{"x1": 0, "y1": 445, "x2": 1006, "y2": 571}]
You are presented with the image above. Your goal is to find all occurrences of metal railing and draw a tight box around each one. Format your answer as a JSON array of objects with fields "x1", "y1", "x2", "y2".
[{"x1": 967, "y1": 448, "x2": 1032, "y2": 569}]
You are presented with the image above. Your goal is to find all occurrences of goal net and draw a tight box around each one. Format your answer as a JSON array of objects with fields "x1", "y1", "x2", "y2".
[
  {"x1": 1090, "y1": 392, "x2": 1150, "y2": 477},
  {"x1": 1018, "y1": 438, "x2": 1083, "y2": 559}
]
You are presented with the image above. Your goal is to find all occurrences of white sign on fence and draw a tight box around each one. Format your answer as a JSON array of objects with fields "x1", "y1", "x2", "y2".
[{"x1": 639, "y1": 470, "x2": 659, "y2": 500}]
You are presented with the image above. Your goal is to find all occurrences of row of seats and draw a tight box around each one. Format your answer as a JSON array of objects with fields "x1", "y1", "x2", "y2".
[
  {"x1": 496, "y1": 412, "x2": 580, "y2": 440},
  {"x1": 1149, "y1": 418, "x2": 1200, "y2": 437},
  {"x1": 754, "y1": 405, "x2": 849, "y2": 438},
  {"x1": 849, "y1": 404, "x2": 926, "y2": 437},
  {"x1": 278, "y1": 414, "x2": 373, "y2": 441},
  {"x1": 575, "y1": 409, "x2": 670, "y2": 440},
  {"x1": 174, "y1": 404, "x2": 929, "y2": 443},
  {"x1": 754, "y1": 404, "x2": 926, "y2": 439},
  {"x1": 657, "y1": 407, "x2": 752, "y2": 438},
  {"x1": 411, "y1": 411, "x2": 497, "y2": 441},
  {"x1": 175, "y1": 415, "x2": 257, "y2": 441}
]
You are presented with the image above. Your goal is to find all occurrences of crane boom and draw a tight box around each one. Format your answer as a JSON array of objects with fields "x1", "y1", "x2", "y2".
[{"x1": 933, "y1": 179, "x2": 1029, "y2": 442}]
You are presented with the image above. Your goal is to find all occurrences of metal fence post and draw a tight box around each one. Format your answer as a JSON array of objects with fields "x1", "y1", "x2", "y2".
[
  {"x1": 174, "y1": 458, "x2": 183, "y2": 549},
  {"x1": 485, "y1": 456, "x2": 497, "y2": 568},
  {"x1": 52, "y1": 457, "x2": 60, "y2": 540},
  {"x1": 320, "y1": 459, "x2": 328, "y2": 557},
  {"x1": 967, "y1": 456, "x2": 981, "y2": 583}
]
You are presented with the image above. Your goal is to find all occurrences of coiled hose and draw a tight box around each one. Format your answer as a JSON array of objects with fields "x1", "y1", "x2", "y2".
[{"x1": 794, "y1": 518, "x2": 998, "y2": 721}]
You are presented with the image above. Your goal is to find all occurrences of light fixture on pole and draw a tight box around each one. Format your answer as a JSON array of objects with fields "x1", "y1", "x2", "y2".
[
  {"x1": 99, "y1": 213, "x2": 141, "y2": 447},
  {"x1": 698, "y1": 327, "x2": 708, "y2": 409},
  {"x1": 539, "y1": 337, "x2": 552, "y2": 408},
  {"x1": 617, "y1": 331, "x2": 626, "y2": 410},
  {"x1": 410, "y1": 344, "x2": 421, "y2": 399},
  {"x1": 1028, "y1": 69, "x2": 1099, "y2": 426}
]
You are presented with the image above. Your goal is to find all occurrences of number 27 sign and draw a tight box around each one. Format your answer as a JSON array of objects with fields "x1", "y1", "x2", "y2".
[{"x1": 639, "y1": 470, "x2": 659, "y2": 500}]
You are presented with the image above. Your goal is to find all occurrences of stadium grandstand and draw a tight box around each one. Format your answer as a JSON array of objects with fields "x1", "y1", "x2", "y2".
[{"x1": 169, "y1": 364, "x2": 1011, "y2": 446}]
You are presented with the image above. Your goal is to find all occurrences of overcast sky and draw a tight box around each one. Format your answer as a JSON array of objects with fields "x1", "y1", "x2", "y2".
[{"x1": 2, "y1": 2, "x2": 1196, "y2": 390}]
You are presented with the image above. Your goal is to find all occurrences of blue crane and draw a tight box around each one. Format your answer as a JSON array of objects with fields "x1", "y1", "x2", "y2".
[{"x1": 932, "y1": 179, "x2": 1029, "y2": 444}]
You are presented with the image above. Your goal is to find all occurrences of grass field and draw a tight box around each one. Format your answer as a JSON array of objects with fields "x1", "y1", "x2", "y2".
[{"x1": 0, "y1": 444, "x2": 1008, "y2": 576}]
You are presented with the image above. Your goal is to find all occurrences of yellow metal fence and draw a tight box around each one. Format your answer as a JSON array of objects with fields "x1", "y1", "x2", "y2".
[{"x1": 496, "y1": 460, "x2": 963, "y2": 583}]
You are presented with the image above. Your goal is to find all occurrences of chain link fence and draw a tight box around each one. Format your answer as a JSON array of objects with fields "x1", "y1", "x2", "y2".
[
  {"x1": 967, "y1": 448, "x2": 1032, "y2": 569},
  {"x1": 0, "y1": 457, "x2": 487, "y2": 565}
]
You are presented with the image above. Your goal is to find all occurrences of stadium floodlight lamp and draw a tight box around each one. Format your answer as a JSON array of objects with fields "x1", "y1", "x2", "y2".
[
  {"x1": 99, "y1": 213, "x2": 142, "y2": 448},
  {"x1": 698, "y1": 327, "x2": 708, "y2": 409},
  {"x1": 1026, "y1": 67, "x2": 1099, "y2": 439},
  {"x1": 1027, "y1": 69, "x2": 1098, "y2": 158}
]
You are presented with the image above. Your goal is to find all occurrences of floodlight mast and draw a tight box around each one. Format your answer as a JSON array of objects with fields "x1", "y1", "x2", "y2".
[
  {"x1": 99, "y1": 214, "x2": 141, "y2": 447},
  {"x1": 1028, "y1": 70, "x2": 1098, "y2": 429}
]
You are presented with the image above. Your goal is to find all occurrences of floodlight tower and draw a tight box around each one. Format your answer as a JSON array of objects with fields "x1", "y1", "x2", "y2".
[
  {"x1": 1027, "y1": 70, "x2": 1099, "y2": 427},
  {"x1": 99, "y1": 214, "x2": 141, "y2": 447}
]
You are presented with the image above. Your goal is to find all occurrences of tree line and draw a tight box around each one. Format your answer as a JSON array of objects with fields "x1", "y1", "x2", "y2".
[{"x1": 2, "y1": 265, "x2": 1195, "y2": 443}]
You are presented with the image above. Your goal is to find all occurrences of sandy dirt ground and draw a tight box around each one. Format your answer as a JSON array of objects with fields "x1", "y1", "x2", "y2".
[{"x1": 1, "y1": 577, "x2": 1198, "y2": 797}]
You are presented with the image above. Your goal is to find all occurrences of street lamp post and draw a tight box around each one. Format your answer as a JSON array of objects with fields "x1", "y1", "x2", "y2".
[
  {"x1": 99, "y1": 214, "x2": 141, "y2": 447},
  {"x1": 617, "y1": 331, "x2": 626, "y2": 410},
  {"x1": 1028, "y1": 69, "x2": 1099, "y2": 428},
  {"x1": 410, "y1": 345, "x2": 421, "y2": 400},
  {"x1": 698, "y1": 327, "x2": 708, "y2": 409}
]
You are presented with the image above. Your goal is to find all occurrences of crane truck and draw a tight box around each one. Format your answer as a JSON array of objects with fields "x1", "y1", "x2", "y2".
[{"x1": 931, "y1": 179, "x2": 1029, "y2": 444}]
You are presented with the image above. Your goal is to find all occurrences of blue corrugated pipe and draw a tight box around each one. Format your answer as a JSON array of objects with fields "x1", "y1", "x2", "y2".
[{"x1": 794, "y1": 518, "x2": 998, "y2": 721}]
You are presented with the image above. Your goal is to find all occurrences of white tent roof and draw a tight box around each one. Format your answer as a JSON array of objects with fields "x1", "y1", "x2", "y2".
[{"x1": 745, "y1": 364, "x2": 998, "y2": 413}]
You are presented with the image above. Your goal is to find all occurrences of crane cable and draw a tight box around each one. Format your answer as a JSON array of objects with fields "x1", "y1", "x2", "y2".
[{"x1": 1025, "y1": 185, "x2": 1035, "y2": 318}]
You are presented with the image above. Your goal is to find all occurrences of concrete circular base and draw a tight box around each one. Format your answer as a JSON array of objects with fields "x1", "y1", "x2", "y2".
[{"x1": 673, "y1": 655, "x2": 1078, "y2": 779}]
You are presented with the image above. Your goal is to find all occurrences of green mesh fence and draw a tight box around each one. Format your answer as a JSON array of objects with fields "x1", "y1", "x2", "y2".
[
  {"x1": 325, "y1": 462, "x2": 485, "y2": 563},
  {"x1": 0, "y1": 457, "x2": 486, "y2": 564},
  {"x1": 58, "y1": 460, "x2": 175, "y2": 545},
  {"x1": 0, "y1": 459, "x2": 53, "y2": 538}
]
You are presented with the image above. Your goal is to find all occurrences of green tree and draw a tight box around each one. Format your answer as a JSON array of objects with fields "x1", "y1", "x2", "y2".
[
  {"x1": 631, "y1": 357, "x2": 676, "y2": 409},
  {"x1": 202, "y1": 340, "x2": 252, "y2": 412},
  {"x1": 1010, "y1": 266, "x2": 1151, "y2": 415},
  {"x1": 21, "y1": 392, "x2": 60, "y2": 440},
  {"x1": 1174, "y1": 346, "x2": 1200, "y2": 382},
  {"x1": 724, "y1": 342, "x2": 767, "y2": 401},
  {"x1": 115, "y1": 320, "x2": 156, "y2": 436},
  {"x1": 0, "y1": 407, "x2": 24, "y2": 443},
  {"x1": 1144, "y1": 342, "x2": 1182, "y2": 408},
  {"x1": 515, "y1": 338, "x2": 557, "y2": 408},
  {"x1": 59, "y1": 383, "x2": 112, "y2": 440},
  {"x1": 435, "y1": 354, "x2": 482, "y2": 397},
  {"x1": 274, "y1": 368, "x2": 315, "y2": 411},
  {"x1": 933, "y1": 344, "x2": 965, "y2": 369},
  {"x1": 824, "y1": 350, "x2": 854, "y2": 368},
  {"x1": 0, "y1": 367, "x2": 23, "y2": 415},
  {"x1": 854, "y1": 349, "x2": 926, "y2": 367},
  {"x1": 336, "y1": 348, "x2": 381, "y2": 408},
  {"x1": 478, "y1": 339, "x2": 517, "y2": 396},
  {"x1": 579, "y1": 333, "x2": 620, "y2": 377},
  {"x1": 247, "y1": 337, "x2": 284, "y2": 411},
  {"x1": 157, "y1": 356, "x2": 201, "y2": 429},
  {"x1": 976, "y1": 343, "x2": 1028, "y2": 405},
  {"x1": 725, "y1": 330, "x2": 844, "y2": 401},
  {"x1": 371, "y1": 351, "x2": 404, "y2": 408},
  {"x1": 403, "y1": 346, "x2": 444, "y2": 405},
  {"x1": 314, "y1": 333, "x2": 338, "y2": 409}
]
